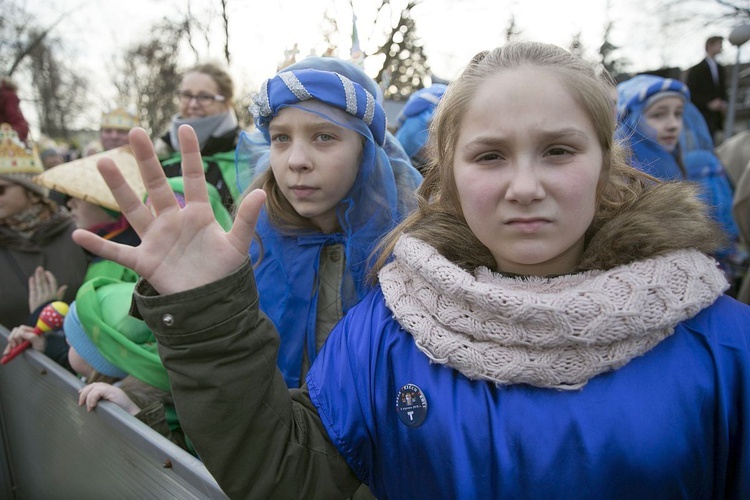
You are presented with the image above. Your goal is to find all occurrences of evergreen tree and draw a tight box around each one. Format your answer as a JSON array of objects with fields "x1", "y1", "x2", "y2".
[{"x1": 373, "y1": 0, "x2": 431, "y2": 101}]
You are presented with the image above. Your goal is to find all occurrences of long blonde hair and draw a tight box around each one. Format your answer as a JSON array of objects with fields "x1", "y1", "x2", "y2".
[{"x1": 373, "y1": 42, "x2": 653, "y2": 277}]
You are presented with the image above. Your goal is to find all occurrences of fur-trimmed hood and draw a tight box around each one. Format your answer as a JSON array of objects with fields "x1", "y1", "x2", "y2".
[{"x1": 578, "y1": 181, "x2": 726, "y2": 272}]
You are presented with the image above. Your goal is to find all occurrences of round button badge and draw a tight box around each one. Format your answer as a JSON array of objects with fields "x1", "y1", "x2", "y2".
[{"x1": 396, "y1": 384, "x2": 427, "y2": 428}]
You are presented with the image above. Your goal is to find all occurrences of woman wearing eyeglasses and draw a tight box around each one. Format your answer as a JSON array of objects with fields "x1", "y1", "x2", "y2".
[{"x1": 158, "y1": 61, "x2": 241, "y2": 212}]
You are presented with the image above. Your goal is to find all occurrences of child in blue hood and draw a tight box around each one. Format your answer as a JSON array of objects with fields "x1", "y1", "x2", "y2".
[
  {"x1": 617, "y1": 74, "x2": 744, "y2": 293},
  {"x1": 394, "y1": 83, "x2": 448, "y2": 171},
  {"x1": 235, "y1": 57, "x2": 422, "y2": 388}
]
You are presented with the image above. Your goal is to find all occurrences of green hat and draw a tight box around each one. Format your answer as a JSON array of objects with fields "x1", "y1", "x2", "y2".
[{"x1": 75, "y1": 277, "x2": 170, "y2": 392}]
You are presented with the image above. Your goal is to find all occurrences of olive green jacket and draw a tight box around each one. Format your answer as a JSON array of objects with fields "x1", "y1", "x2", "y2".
[{"x1": 133, "y1": 260, "x2": 361, "y2": 499}]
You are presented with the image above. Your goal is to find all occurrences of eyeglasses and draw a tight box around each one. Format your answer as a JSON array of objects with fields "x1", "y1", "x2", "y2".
[
  {"x1": 0, "y1": 184, "x2": 20, "y2": 196},
  {"x1": 175, "y1": 91, "x2": 226, "y2": 105}
]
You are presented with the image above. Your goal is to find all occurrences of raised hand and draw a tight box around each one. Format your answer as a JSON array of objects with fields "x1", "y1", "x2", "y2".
[
  {"x1": 72, "y1": 126, "x2": 266, "y2": 295},
  {"x1": 28, "y1": 266, "x2": 67, "y2": 313}
]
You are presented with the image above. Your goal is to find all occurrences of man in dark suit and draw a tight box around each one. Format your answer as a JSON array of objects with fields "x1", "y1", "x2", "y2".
[{"x1": 686, "y1": 36, "x2": 728, "y2": 141}]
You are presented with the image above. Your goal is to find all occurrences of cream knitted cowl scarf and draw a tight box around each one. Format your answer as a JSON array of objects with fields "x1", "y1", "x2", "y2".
[{"x1": 379, "y1": 235, "x2": 728, "y2": 390}]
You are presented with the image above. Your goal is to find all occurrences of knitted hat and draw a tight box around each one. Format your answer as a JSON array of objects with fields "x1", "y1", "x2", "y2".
[
  {"x1": 64, "y1": 301, "x2": 128, "y2": 378},
  {"x1": 101, "y1": 107, "x2": 139, "y2": 131},
  {"x1": 33, "y1": 145, "x2": 146, "y2": 211},
  {"x1": 0, "y1": 123, "x2": 47, "y2": 197},
  {"x1": 75, "y1": 277, "x2": 170, "y2": 391}
]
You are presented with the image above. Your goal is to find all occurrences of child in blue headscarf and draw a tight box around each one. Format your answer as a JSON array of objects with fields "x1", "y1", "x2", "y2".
[
  {"x1": 617, "y1": 74, "x2": 743, "y2": 290},
  {"x1": 394, "y1": 84, "x2": 448, "y2": 171},
  {"x1": 616, "y1": 75, "x2": 691, "y2": 179},
  {"x1": 236, "y1": 57, "x2": 422, "y2": 388}
]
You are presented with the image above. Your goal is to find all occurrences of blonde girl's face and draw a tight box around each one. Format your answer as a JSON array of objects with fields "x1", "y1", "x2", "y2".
[
  {"x1": 643, "y1": 96, "x2": 684, "y2": 152},
  {"x1": 268, "y1": 105, "x2": 362, "y2": 233},
  {"x1": 453, "y1": 67, "x2": 603, "y2": 277},
  {"x1": 177, "y1": 72, "x2": 230, "y2": 119}
]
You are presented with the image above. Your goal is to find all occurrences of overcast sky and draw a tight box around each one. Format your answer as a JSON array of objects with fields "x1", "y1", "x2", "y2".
[{"x1": 19, "y1": 0, "x2": 745, "y2": 130}]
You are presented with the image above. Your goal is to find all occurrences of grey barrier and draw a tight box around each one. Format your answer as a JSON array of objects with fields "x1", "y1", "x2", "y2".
[{"x1": 0, "y1": 325, "x2": 228, "y2": 500}]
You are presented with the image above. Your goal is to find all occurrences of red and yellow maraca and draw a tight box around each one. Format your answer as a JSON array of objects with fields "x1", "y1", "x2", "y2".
[{"x1": 1, "y1": 301, "x2": 69, "y2": 365}]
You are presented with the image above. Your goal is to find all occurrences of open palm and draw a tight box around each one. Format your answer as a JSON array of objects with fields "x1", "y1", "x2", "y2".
[{"x1": 72, "y1": 126, "x2": 265, "y2": 295}]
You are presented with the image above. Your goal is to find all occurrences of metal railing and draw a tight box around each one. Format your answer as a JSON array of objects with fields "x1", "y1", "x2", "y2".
[{"x1": 0, "y1": 325, "x2": 228, "y2": 499}]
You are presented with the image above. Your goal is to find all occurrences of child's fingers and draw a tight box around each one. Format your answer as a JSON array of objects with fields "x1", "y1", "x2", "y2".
[
  {"x1": 78, "y1": 392, "x2": 86, "y2": 407},
  {"x1": 78, "y1": 386, "x2": 90, "y2": 407},
  {"x1": 7, "y1": 326, "x2": 35, "y2": 347},
  {"x1": 178, "y1": 125, "x2": 210, "y2": 205},
  {"x1": 44, "y1": 270, "x2": 59, "y2": 289},
  {"x1": 96, "y1": 158, "x2": 155, "y2": 234},
  {"x1": 72, "y1": 229, "x2": 138, "y2": 271},
  {"x1": 78, "y1": 384, "x2": 105, "y2": 412},
  {"x1": 29, "y1": 267, "x2": 47, "y2": 292},
  {"x1": 86, "y1": 391, "x2": 101, "y2": 411},
  {"x1": 128, "y1": 128, "x2": 180, "y2": 216},
  {"x1": 229, "y1": 189, "x2": 267, "y2": 252}
]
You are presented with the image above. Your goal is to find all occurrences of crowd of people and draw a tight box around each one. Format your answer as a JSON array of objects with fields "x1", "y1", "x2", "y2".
[{"x1": 1, "y1": 34, "x2": 749, "y2": 498}]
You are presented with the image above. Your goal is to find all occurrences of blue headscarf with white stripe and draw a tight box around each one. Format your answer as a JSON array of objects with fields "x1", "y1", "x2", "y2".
[
  {"x1": 616, "y1": 74, "x2": 690, "y2": 180},
  {"x1": 236, "y1": 58, "x2": 422, "y2": 387}
]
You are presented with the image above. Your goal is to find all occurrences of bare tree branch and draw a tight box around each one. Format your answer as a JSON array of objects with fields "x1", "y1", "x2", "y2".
[
  {"x1": 221, "y1": 0, "x2": 230, "y2": 65},
  {"x1": 8, "y1": 2, "x2": 86, "y2": 76}
]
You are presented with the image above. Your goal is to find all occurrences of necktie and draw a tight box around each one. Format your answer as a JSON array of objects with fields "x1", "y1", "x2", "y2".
[{"x1": 708, "y1": 58, "x2": 719, "y2": 86}]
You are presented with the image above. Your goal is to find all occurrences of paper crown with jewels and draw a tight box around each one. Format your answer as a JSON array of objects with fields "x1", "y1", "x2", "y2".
[
  {"x1": 100, "y1": 107, "x2": 139, "y2": 131},
  {"x1": 0, "y1": 123, "x2": 43, "y2": 175}
]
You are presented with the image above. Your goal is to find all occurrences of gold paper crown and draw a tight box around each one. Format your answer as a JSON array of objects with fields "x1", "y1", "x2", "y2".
[
  {"x1": 0, "y1": 123, "x2": 43, "y2": 175},
  {"x1": 101, "y1": 107, "x2": 139, "y2": 131}
]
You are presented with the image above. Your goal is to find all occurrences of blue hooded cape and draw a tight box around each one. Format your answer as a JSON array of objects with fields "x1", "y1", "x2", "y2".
[
  {"x1": 236, "y1": 58, "x2": 422, "y2": 387},
  {"x1": 394, "y1": 84, "x2": 447, "y2": 160},
  {"x1": 616, "y1": 74, "x2": 738, "y2": 247}
]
